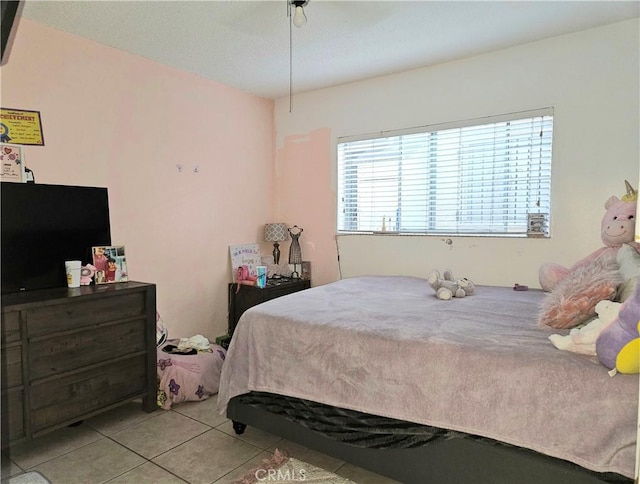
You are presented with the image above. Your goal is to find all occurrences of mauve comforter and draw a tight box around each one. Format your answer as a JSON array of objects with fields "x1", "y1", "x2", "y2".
[{"x1": 217, "y1": 276, "x2": 637, "y2": 478}]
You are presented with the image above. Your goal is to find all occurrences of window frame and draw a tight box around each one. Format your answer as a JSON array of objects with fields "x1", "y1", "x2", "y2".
[{"x1": 336, "y1": 108, "x2": 553, "y2": 238}]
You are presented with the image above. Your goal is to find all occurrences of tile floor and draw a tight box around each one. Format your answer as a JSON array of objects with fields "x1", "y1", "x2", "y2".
[{"x1": 1, "y1": 395, "x2": 399, "y2": 484}]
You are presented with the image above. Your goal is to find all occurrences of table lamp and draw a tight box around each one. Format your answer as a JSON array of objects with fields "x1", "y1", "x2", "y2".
[{"x1": 264, "y1": 223, "x2": 289, "y2": 265}]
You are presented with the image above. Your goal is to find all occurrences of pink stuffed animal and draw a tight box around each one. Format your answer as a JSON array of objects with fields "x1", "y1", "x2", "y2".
[
  {"x1": 539, "y1": 181, "x2": 639, "y2": 292},
  {"x1": 80, "y1": 264, "x2": 97, "y2": 285}
]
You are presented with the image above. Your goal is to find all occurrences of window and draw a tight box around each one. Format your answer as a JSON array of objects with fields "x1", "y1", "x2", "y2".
[{"x1": 337, "y1": 108, "x2": 553, "y2": 237}]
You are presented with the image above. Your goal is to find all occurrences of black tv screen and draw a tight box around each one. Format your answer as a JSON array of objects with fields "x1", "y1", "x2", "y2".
[
  {"x1": 1, "y1": 183, "x2": 111, "y2": 293},
  {"x1": 1, "y1": 1, "x2": 22, "y2": 65}
]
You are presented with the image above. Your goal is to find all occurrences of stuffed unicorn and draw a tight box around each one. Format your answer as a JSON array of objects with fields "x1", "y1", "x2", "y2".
[{"x1": 539, "y1": 180, "x2": 640, "y2": 292}]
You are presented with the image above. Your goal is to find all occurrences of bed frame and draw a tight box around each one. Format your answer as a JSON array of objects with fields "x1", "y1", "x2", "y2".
[{"x1": 228, "y1": 396, "x2": 631, "y2": 484}]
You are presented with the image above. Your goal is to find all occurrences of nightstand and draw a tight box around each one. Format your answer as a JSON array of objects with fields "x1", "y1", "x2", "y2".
[{"x1": 228, "y1": 278, "x2": 311, "y2": 336}]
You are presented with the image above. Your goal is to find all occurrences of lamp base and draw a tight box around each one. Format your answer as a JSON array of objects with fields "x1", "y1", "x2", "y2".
[{"x1": 273, "y1": 242, "x2": 281, "y2": 265}]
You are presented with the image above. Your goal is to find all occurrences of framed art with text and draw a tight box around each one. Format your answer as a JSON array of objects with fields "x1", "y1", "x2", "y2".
[
  {"x1": 0, "y1": 108, "x2": 45, "y2": 145},
  {"x1": 0, "y1": 143, "x2": 25, "y2": 182},
  {"x1": 230, "y1": 244, "x2": 261, "y2": 282}
]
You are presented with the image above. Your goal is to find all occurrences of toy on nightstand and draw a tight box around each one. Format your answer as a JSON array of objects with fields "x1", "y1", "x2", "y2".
[{"x1": 80, "y1": 264, "x2": 97, "y2": 285}]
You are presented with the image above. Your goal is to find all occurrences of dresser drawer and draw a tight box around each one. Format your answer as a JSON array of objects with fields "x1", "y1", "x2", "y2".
[
  {"x1": 26, "y1": 292, "x2": 146, "y2": 336},
  {"x1": 2, "y1": 345, "x2": 22, "y2": 389},
  {"x1": 1, "y1": 311, "x2": 21, "y2": 344},
  {"x1": 29, "y1": 319, "x2": 146, "y2": 380},
  {"x1": 30, "y1": 355, "x2": 147, "y2": 432}
]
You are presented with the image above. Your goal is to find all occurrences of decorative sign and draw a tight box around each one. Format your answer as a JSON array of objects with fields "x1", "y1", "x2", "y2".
[
  {"x1": 0, "y1": 108, "x2": 44, "y2": 145},
  {"x1": 0, "y1": 143, "x2": 25, "y2": 182},
  {"x1": 229, "y1": 244, "x2": 261, "y2": 282}
]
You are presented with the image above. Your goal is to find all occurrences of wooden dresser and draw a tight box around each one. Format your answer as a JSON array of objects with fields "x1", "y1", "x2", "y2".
[{"x1": 1, "y1": 281, "x2": 157, "y2": 448}]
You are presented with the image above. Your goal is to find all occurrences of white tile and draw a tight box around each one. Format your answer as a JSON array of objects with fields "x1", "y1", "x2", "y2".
[
  {"x1": 84, "y1": 400, "x2": 161, "y2": 436},
  {"x1": 171, "y1": 394, "x2": 228, "y2": 428},
  {"x1": 6, "y1": 424, "x2": 103, "y2": 470},
  {"x1": 110, "y1": 409, "x2": 210, "y2": 459},
  {"x1": 106, "y1": 461, "x2": 187, "y2": 483},
  {"x1": 31, "y1": 438, "x2": 145, "y2": 484},
  {"x1": 212, "y1": 451, "x2": 272, "y2": 484},
  {"x1": 2, "y1": 406, "x2": 387, "y2": 483},
  {"x1": 152, "y1": 429, "x2": 261, "y2": 484}
]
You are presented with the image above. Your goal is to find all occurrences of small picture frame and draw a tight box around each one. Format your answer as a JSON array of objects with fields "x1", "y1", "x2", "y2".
[
  {"x1": 229, "y1": 243, "x2": 261, "y2": 282},
  {"x1": 92, "y1": 246, "x2": 128, "y2": 284},
  {"x1": 0, "y1": 143, "x2": 25, "y2": 183},
  {"x1": 301, "y1": 261, "x2": 311, "y2": 281}
]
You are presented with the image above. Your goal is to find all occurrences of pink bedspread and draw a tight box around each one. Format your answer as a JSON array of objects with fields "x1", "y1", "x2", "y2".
[{"x1": 217, "y1": 276, "x2": 638, "y2": 478}]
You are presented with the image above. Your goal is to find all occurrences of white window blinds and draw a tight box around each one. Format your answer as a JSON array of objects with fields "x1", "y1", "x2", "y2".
[{"x1": 337, "y1": 108, "x2": 553, "y2": 237}]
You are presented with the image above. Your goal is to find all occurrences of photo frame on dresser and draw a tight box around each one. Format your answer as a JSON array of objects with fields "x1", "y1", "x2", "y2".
[{"x1": 92, "y1": 245, "x2": 128, "y2": 284}]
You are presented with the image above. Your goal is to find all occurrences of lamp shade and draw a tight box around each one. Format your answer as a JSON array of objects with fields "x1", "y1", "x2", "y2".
[{"x1": 264, "y1": 223, "x2": 289, "y2": 242}]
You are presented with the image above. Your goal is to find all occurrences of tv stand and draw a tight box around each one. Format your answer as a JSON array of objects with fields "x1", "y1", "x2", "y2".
[{"x1": 1, "y1": 281, "x2": 157, "y2": 448}]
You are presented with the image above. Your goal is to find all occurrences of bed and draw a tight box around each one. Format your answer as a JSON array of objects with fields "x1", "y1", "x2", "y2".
[{"x1": 217, "y1": 276, "x2": 637, "y2": 483}]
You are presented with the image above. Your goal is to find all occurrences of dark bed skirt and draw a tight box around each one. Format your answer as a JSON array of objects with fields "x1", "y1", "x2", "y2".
[{"x1": 227, "y1": 392, "x2": 632, "y2": 484}]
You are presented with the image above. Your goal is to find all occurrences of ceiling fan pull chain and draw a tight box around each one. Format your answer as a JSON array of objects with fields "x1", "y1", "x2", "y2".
[{"x1": 290, "y1": 5, "x2": 293, "y2": 113}]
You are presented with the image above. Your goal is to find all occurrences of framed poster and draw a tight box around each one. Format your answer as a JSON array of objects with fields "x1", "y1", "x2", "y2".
[
  {"x1": 92, "y1": 246, "x2": 128, "y2": 284},
  {"x1": 0, "y1": 108, "x2": 45, "y2": 145},
  {"x1": 229, "y1": 244, "x2": 261, "y2": 282},
  {"x1": 0, "y1": 143, "x2": 25, "y2": 182}
]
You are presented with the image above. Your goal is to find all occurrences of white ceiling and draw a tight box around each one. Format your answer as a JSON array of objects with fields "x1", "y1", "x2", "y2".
[{"x1": 19, "y1": 1, "x2": 640, "y2": 100}]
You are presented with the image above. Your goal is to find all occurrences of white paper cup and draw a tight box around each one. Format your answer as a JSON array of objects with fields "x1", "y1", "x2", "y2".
[
  {"x1": 256, "y1": 266, "x2": 267, "y2": 288},
  {"x1": 65, "y1": 260, "x2": 82, "y2": 288}
]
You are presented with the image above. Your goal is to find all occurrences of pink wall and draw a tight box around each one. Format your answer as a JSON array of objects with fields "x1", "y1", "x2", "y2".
[
  {"x1": 0, "y1": 19, "x2": 276, "y2": 339},
  {"x1": 275, "y1": 128, "x2": 339, "y2": 285}
]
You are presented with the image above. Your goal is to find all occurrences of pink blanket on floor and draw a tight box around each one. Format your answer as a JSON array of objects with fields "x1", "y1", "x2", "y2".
[{"x1": 157, "y1": 341, "x2": 226, "y2": 409}]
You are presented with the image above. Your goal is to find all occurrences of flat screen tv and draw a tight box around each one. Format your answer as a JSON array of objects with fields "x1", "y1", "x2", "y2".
[
  {"x1": 1, "y1": 1, "x2": 22, "y2": 65},
  {"x1": 1, "y1": 182, "x2": 111, "y2": 293}
]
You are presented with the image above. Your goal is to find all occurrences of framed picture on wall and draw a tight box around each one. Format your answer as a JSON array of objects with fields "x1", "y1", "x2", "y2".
[
  {"x1": 0, "y1": 108, "x2": 45, "y2": 145},
  {"x1": 301, "y1": 261, "x2": 311, "y2": 281},
  {"x1": 92, "y1": 245, "x2": 128, "y2": 284},
  {"x1": 0, "y1": 143, "x2": 25, "y2": 183}
]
